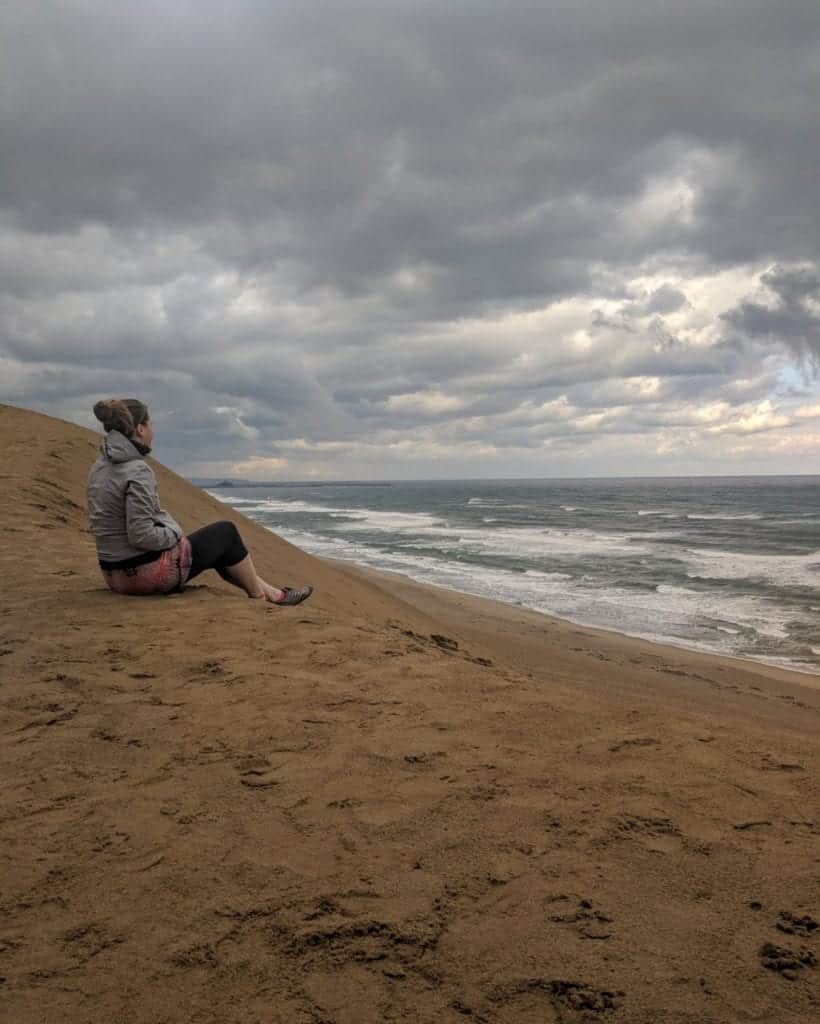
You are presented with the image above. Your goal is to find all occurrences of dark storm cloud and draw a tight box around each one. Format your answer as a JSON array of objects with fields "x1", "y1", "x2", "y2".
[
  {"x1": 2, "y1": 1, "x2": 819, "y2": 475},
  {"x1": 723, "y1": 265, "x2": 820, "y2": 360},
  {"x1": 5, "y1": 3, "x2": 819, "y2": 284}
]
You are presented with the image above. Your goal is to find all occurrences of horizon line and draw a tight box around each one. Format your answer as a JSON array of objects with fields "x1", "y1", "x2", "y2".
[{"x1": 191, "y1": 472, "x2": 820, "y2": 485}]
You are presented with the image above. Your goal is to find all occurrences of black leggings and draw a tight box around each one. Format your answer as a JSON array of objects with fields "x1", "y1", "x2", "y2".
[{"x1": 187, "y1": 521, "x2": 249, "y2": 583}]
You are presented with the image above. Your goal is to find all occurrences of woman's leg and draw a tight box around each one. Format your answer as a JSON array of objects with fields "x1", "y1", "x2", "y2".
[
  {"x1": 187, "y1": 521, "x2": 290, "y2": 602},
  {"x1": 223, "y1": 553, "x2": 283, "y2": 602}
]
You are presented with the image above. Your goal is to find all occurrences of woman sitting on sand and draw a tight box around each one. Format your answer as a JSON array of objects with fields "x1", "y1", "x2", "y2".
[{"x1": 87, "y1": 398, "x2": 313, "y2": 605}]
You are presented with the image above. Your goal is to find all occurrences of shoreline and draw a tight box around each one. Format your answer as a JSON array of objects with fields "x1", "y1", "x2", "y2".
[
  {"x1": 330, "y1": 556, "x2": 820, "y2": 691},
  {"x1": 223, "y1": 480, "x2": 820, "y2": 682}
]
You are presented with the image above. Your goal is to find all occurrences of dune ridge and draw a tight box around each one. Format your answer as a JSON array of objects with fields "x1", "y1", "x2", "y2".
[{"x1": 1, "y1": 403, "x2": 818, "y2": 1023}]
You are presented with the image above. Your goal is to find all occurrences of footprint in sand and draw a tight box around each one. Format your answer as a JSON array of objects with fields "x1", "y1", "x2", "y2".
[
  {"x1": 608, "y1": 737, "x2": 660, "y2": 753},
  {"x1": 760, "y1": 755, "x2": 804, "y2": 772},
  {"x1": 403, "y1": 751, "x2": 445, "y2": 766},
  {"x1": 546, "y1": 895, "x2": 614, "y2": 940},
  {"x1": 18, "y1": 704, "x2": 78, "y2": 731},
  {"x1": 759, "y1": 941, "x2": 817, "y2": 980},
  {"x1": 610, "y1": 813, "x2": 681, "y2": 854},
  {"x1": 236, "y1": 756, "x2": 281, "y2": 789},
  {"x1": 62, "y1": 923, "x2": 125, "y2": 964},
  {"x1": 487, "y1": 978, "x2": 623, "y2": 1022},
  {"x1": 240, "y1": 771, "x2": 280, "y2": 788},
  {"x1": 776, "y1": 911, "x2": 818, "y2": 937},
  {"x1": 92, "y1": 728, "x2": 144, "y2": 747},
  {"x1": 171, "y1": 943, "x2": 219, "y2": 969}
]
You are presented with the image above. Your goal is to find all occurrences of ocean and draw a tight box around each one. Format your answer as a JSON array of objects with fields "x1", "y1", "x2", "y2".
[{"x1": 208, "y1": 477, "x2": 820, "y2": 674}]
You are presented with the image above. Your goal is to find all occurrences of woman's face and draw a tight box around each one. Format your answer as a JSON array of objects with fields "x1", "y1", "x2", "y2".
[{"x1": 133, "y1": 417, "x2": 154, "y2": 448}]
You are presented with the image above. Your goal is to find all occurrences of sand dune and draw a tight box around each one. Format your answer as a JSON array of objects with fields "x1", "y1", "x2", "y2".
[{"x1": 1, "y1": 403, "x2": 818, "y2": 1023}]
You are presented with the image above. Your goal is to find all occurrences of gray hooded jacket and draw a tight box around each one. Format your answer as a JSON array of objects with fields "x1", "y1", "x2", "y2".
[{"x1": 87, "y1": 431, "x2": 183, "y2": 563}]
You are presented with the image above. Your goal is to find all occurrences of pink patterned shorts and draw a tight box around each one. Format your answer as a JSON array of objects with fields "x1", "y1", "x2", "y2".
[{"x1": 102, "y1": 538, "x2": 193, "y2": 596}]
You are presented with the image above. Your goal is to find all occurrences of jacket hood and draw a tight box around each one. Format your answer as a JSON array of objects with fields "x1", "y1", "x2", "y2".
[{"x1": 101, "y1": 430, "x2": 145, "y2": 464}]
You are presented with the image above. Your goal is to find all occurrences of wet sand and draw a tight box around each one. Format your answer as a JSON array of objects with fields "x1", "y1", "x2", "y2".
[{"x1": 1, "y1": 403, "x2": 818, "y2": 1023}]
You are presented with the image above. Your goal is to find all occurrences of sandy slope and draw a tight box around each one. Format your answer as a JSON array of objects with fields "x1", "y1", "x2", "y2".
[{"x1": 0, "y1": 403, "x2": 818, "y2": 1024}]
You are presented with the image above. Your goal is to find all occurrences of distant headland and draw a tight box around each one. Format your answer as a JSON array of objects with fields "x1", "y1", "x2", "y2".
[{"x1": 192, "y1": 478, "x2": 392, "y2": 489}]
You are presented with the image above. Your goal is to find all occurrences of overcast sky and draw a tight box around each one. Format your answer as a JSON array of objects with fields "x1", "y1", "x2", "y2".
[{"x1": 2, "y1": 1, "x2": 819, "y2": 479}]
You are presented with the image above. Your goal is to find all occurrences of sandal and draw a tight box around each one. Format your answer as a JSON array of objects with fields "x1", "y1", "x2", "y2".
[{"x1": 274, "y1": 585, "x2": 314, "y2": 606}]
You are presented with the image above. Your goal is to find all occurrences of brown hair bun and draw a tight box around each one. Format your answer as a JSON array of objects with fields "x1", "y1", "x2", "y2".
[{"x1": 93, "y1": 399, "x2": 136, "y2": 435}]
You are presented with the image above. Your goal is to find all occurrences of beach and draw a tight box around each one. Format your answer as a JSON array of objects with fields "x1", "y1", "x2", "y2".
[
  {"x1": 208, "y1": 476, "x2": 820, "y2": 675},
  {"x1": 1, "y1": 403, "x2": 818, "y2": 1023}
]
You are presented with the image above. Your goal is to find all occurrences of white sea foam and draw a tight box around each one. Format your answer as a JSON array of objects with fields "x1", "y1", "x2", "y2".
[
  {"x1": 211, "y1": 492, "x2": 441, "y2": 530},
  {"x1": 335, "y1": 509, "x2": 444, "y2": 531},
  {"x1": 286, "y1": 504, "x2": 652, "y2": 559},
  {"x1": 275, "y1": 526, "x2": 786, "y2": 640},
  {"x1": 410, "y1": 523, "x2": 650, "y2": 559},
  {"x1": 524, "y1": 568, "x2": 573, "y2": 580},
  {"x1": 628, "y1": 529, "x2": 684, "y2": 540},
  {"x1": 684, "y1": 548, "x2": 820, "y2": 589},
  {"x1": 205, "y1": 492, "x2": 259, "y2": 504},
  {"x1": 212, "y1": 494, "x2": 335, "y2": 515},
  {"x1": 468, "y1": 498, "x2": 531, "y2": 511},
  {"x1": 686, "y1": 512, "x2": 762, "y2": 521},
  {"x1": 228, "y1": 493, "x2": 526, "y2": 526},
  {"x1": 277, "y1": 527, "x2": 578, "y2": 612}
]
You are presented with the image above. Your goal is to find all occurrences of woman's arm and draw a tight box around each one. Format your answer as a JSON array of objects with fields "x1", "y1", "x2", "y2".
[{"x1": 125, "y1": 466, "x2": 182, "y2": 551}]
